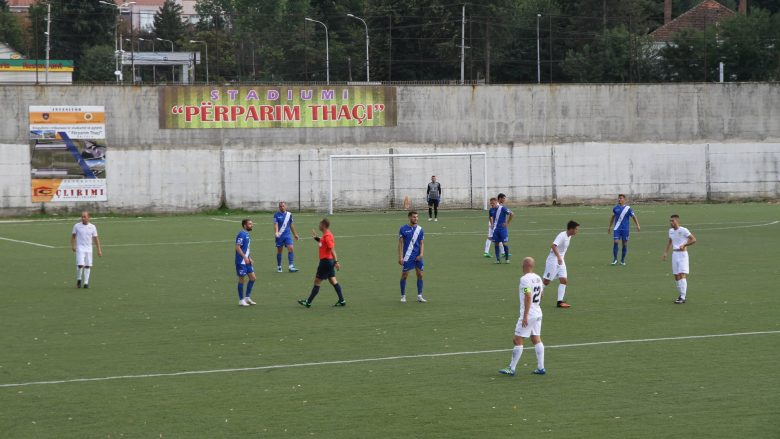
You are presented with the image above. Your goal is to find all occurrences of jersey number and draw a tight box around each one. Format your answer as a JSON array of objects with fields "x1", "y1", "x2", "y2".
[{"x1": 532, "y1": 286, "x2": 541, "y2": 303}]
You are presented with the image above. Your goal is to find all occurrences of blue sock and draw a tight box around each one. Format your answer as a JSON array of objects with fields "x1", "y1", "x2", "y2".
[
  {"x1": 400, "y1": 278, "x2": 407, "y2": 296},
  {"x1": 288, "y1": 251, "x2": 294, "y2": 266},
  {"x1": 503, "y1": 245, "x2": 510, "y2": 260},
  {"x1": 417, "y1": 279, "x2": 423, "y2": 294},
  {"x1": 237, "y1": 283, "x2": 244, "y2": 300},
  {"x1": 245, "y1": 280, "x2": 254, "y2": 297},
  {"x1": 333, "y1": 283, "x2": 344, "y2": 301},
  {"x1": 612, "y1": 243, "x2": 618, "y2": 260},
  {"x1": 495, "y1": 244, "x2": 501, "y2": 261},
  {"x1": 276, "y1": 253, "x2": 282, "y2": 266},
  {"x1": 621, "y1": 245, "x2": 628, "y2": 262}
]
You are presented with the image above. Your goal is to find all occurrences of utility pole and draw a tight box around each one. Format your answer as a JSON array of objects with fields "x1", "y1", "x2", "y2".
[
  {"x1": 460, "y1": 4, "x2": 465, "y2": 84},
  {"x1": 536, "y1": 14, "x2": 541, "y2": 84},
  {"x1": 45, "y1": 1, "x2": 51, "y2": 84}
]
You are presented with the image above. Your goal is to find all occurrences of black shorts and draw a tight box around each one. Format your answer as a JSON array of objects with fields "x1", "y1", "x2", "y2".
[
  {"x1": 316, "y1": 259, "x2": 336, "y2": 280},
  {"x1": 427, "y1": 198, "x2": 440, "y2": 207}
]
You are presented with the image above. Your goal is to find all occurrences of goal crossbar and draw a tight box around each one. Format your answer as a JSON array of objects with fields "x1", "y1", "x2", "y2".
[{"x1": 328, "y1": 152, "x2": 488, "y2": 214}]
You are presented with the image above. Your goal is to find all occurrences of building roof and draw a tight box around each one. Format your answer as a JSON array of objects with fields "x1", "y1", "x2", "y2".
[{"x1": 651, "y1": 0, "x2": 736, "y2": 42}]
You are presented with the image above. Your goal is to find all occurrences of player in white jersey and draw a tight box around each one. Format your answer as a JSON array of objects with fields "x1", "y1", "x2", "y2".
[
  {"x1": 483, "y1": 197, "x2": 505, "y2": 257},
  {"x1": 543, "y1": 220, "x2": 580, "y2": 308},
  {"x1": 499, "y1": 257, "x2": 546, "y2": 376},
  {"x1": 70, "y1": 211, "x2": 103, "y2": 288},
  {"x1": 662, "y1": 214, "x2": 696, "y2": 304}
]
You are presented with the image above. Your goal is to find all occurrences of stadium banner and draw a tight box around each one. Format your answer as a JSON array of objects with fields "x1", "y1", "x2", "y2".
[
  {"x1": 29, "y1": 106, "x2": 108, "y2": 202},
  {"x1": 158, "y1": 86, "x2": 398, "y2": 129}
]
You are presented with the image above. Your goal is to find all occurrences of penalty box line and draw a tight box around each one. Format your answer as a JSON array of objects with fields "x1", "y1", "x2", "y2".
[{"x1": 1, "y1": 330, "x2": 778, "y2": 389}]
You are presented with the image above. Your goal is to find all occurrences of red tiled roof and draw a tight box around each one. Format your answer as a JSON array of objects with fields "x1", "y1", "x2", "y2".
[{"x1": 651, "y1": 0, "x2": 736, "y2": 42}]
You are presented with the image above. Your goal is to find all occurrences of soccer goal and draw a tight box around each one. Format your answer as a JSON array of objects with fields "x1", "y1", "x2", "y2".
[{"x1": 328, "y1": 152, "x2": 488, "y2": 214}]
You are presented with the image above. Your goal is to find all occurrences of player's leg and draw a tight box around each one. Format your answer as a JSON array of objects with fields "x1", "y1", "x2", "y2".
[
  {"x1": 276, "y1": 242, "x2": 284, "y2": 272},
  {"x1": 672, "y1": 253, "x2": 688, "y2": 303},
  {"x1": 612, "y1": 237, "x2": 619, "y2": 264},
  {"x1": 503, "y1": 238, "x2": 510, "y2": 262},
  {"x1": 531, "y1": 332, "x2": 545, "y2": 374},
  {"x1": 244, "y1": 271, "x2": 257, "y2": 305},
  {"x1": 501, "y1": 333, "x2": 525, "y2": 375},
  {"x1": 557, "y1": 277, "x2": 570, "y2": 308},
  {"x1": 236, "y1": 267, "x2": 249, "y2": 306},
  {"x1": 329, "y1": 275, "x2": 345, "y2": 306},
  {"x1": 621, "y1": 234, "x2": 629, "y2": 264},
  {"x1": 82, "y1": 252, "x2": 93, "y2": 288},
  {"x1": 427, "y1": 200, "x2": 433, "y2": 221},
  {"x1": 415, "y1": 264, "x2": 426, "y2": 302},
  {"x1": 286, "y1": 243, "x2": 298, "y2": 272},
  {"x1": 400, "y1": 268, "x2": 409, "y2": 301},
  {"x1": 433, "y1": 199, "x2": 439, "y2": 221},
  {"x1": 299, "y1": 275, "x2": 323, "y2": 307}
]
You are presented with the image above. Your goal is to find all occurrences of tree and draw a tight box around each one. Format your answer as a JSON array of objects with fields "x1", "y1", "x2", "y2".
[
  {"x1": 195, "y1": 0, "x2": 234, "y2": 31},
  {"x1": 154, "y1": 0, "x2": 186, "y2": 44},
  {"x1": 0, "y1": 0, "x2": 23, "y2": 52},
  {"x1": 716, "y1": 8, "x2": 780, "y2": 81},
  {"x1": 78, "y1": 44, "x2": 116, "y2": 81},
  {"x1": 657, "y1": 27, "x2": 719, "y2": 81}
]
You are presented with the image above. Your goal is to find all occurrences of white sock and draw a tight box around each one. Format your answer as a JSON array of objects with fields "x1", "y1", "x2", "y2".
[
  {"x1": 680, "y1": 279, "x2": 687, "y2": 300},
  {"x1": 484, "y1": 239, "x2": 492, "y2": 253},
  {"x1": 83, "y1": 268, "x2": 91, "y2": 285},
  {"x1": 499, "y1": 243, "x2": 505, "y2": 255},
  {"x1": 509, "y1": 345, "x2": 523, "y2": 370},
  {"x1": 76, "y1": 267, "x2": 83, "y2": 281},
  {"x1": 557, "y1": 284, "x2": 566, "y2": 302},
  {"x1": 534, "y1": 343, "x2": 545, "y2": 369},
  {"x1": 676, "y1": 279, "x2": 682, "y2": 294}
]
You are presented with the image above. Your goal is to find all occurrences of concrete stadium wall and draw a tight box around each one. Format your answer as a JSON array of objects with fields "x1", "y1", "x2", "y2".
[{"x1": 0, "y1": 83, "x2": 778, "y2": 214}]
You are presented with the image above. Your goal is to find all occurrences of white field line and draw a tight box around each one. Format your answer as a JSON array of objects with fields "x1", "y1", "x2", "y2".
[
  {"x1": 0, "y1": 236, "x2": 55, "y2": 248},
  {"x1": 0, "y1": 218, "x2": 159, "y2": 225},
  {"x1": 1, "y1": 330, "x2": 777, "y2": 389}
]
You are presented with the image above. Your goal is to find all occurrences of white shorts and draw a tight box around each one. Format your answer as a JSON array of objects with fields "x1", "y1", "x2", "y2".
[
  {"x1": 76, "y1": 250, "x2": 93, "y2": 267},
  {"x1": 487, "y1": 225, "x2": 494, "y2": 238},
  {"x1": 543, "y1": 258, "x2": 567, "y2": 280},
  {"x1": 514, "y1": 315, "x2": 542, "y2": 338},
  {"x1": 672, "y1": 251, "x2": 689, "y2": 275}
]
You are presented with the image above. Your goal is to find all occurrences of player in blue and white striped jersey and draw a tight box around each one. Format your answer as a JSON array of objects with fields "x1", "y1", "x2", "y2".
[
  {"x1": 607, "y1": 194, "x2": 641, "y2": 265},
  {"x1": 398, "y1": 211, "x2": 426, "y2": 303}
]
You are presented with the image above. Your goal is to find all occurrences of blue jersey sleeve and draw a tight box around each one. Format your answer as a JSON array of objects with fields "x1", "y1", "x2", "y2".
[{"x1": 419, "y1": 228, "x2": 424, "y2": 241}]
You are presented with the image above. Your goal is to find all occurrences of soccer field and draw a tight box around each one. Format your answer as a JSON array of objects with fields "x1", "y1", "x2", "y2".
[{"x1": 1, "y1": 203, "x2": 779, "y2": 438}]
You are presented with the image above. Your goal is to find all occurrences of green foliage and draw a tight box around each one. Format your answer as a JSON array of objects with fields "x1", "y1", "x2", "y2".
[
  {"x1": 78, "y1": 44, "x2": 116, "y2": 81},
  {"x1": 717, "y1": 8, "x2": 780, "y2": 81},
  {"x1": 153, "y1": 0, "x2": 186, "y2": 45},
  {"x1": 0, "y1": 0, "x2": 23, "y2": 52}
]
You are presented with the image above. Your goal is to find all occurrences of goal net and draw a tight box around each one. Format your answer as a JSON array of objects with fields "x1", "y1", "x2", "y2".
[{"x1": 328, "y1": 152, "x2": 488, "y2": 213}]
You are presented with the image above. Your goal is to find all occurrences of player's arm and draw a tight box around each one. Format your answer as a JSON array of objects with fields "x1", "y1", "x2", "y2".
[
  {"x1": 632, "y1": 214, "x2": 640, "y2": 231},
  {"x1": 521, "y1": 290, "x2": 532, "y2": 327},
  {"x1": 488, "y1": 214, "x2": 494, "y2": 228},
  {"x1": 416, "y1": 239, "x2": 424, "y2": 260},
  {"x1": 331, "y1": 248, "x2": 340, "y2": 270},
  {"x1": 274, "y1": 221, "x2": 280, "y2": 238},
  {"x1": 551, "y1": 243, "x2": 563, "y2": 265},
  {"x1": 290, "y1": 223, "x2": 299, "y2": 240},
  {"x1": 93, "y1": 235, "x2": 103, "y2": 257},
  {"x1": 680, "y1": 233, "x2": 696, "y2": 251},
  {"x1": 662, "y1": 238, "x2": 672, "y2": 260},
  {"x1": 311, "y1": 229, "x2": 320, "y2": 241},
  {"x1": 397, "y1": 236, "x2": 404, "y2": 265},
  {"x1": 71, "y1": 233, "x2": 77, "y2": 252},
  {"x1": 506, "y1": 211, "x2": 514, "y2": 227},
  {"x1": 607, "y1": 214, "x2": 615, "y2": 234}
]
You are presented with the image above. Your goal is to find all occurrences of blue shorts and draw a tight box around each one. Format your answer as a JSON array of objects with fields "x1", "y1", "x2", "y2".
[
  {"x1": 402, "y1": 257, "x2": 424, "y2": 272},
  {"x1": 613, "y1": 229, "x2": 630, "y2": 241},
  {"x1": 492, "y1": 228, "x2": 508, "y2": 243},
  {"x1": 275, "y1": 235, "x2": 293, "y2": 248},
  {"x1": 236, "y1": 263, "x2": 254, "y2": 277},
  {"x1": 427, "y1": 198, "x2": 440, "y2": 207}
]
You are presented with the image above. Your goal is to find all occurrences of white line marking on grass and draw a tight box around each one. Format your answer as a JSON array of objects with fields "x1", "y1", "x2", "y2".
[
  {"x1": 0, "y1": 218, "x2": 159, "y2": 225},
  {"x1": 0, "y1": 236, "x2": 55, "y2": 248},
  {"x1": 209, "y1": 217, "x2": 237, "y2": 223},
  {"x1": 1, "y1": 330, "x2": 777, "y2": 389}
]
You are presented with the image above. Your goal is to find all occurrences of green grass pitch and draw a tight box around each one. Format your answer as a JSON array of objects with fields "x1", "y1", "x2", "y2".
[{"x1": 1, "y1": 203, "x2": 779, "y2": 438}]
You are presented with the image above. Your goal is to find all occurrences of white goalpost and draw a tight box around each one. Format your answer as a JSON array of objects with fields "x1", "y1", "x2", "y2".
[{"x1": 328, "y1": 152, "x2": 488, "y2": 214}]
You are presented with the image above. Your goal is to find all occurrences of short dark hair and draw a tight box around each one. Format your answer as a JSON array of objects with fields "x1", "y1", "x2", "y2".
[
  {"x1": 670, "y1": 214, "x2": 680, "y2": 219},
  {"x1": 408, "y1": 210, "x2": 418, "y2": 217},
  {"x1": 320, "y1": 218, "x2": 330, "y2": 229},
  {"x1": 241, "y1": 218, "x2": 251, "y2": 227},
  {"x1": 618, "y1": 194, "x2": 626, "y2": 198},
  {"x1": 497, "y1": 193, "x2": 506, "y2": 199},
  {"x1": 567, "y1": 220, "x2": 580, "y2": 230},
  {"x1": 489, "y1": 197, "x2": 497, "y2": 202}
]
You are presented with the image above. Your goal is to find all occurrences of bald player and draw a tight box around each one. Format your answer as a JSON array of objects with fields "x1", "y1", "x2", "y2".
[
  {"x1": 662, "y1": 214, "x2": 696, "y2": 304},
  {"x1": 71, "y1": 211, "x2": 103, "y2": 288},
  {"x1": 499, "y1": 257, "x2": 546, "y2": 377}
]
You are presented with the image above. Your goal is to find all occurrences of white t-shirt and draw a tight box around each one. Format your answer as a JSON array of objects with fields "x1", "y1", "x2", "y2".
[
  {"x1": 669, "y1": 226, "x2": 692, "y2": 250},
  {"x1": 72, "y1": 222, "x2": 98, "y2": 252},
  {"x1": 548, "y1": 231, "x2": 572, "y2": 260},
  {"x1": 519, "y1": 273, "x2": 544, "y2": 318}
]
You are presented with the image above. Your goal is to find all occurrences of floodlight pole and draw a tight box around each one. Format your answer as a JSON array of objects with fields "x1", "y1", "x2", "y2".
[
  {"x1": 347, "y1": 13, "x2": 369, "y2": 82},
  {"x1": 305, "y1": 18, "x2": 329, "y2": 84},
  {"x1": 44, "y1": 1, "x2": 51, "y2": 84}
]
